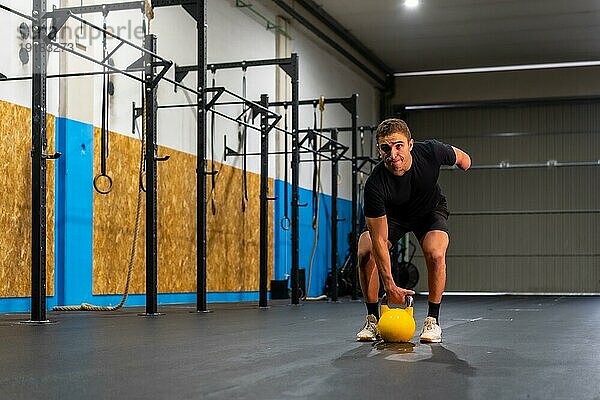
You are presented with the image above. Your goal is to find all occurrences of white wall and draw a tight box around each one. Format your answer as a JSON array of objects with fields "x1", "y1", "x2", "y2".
[
  {"x1": 153, "y1": 0, "x2": 279, "y2": 179},
  {"x1": 0, "y1": 0, "x2": 60, "y2": 115},
  {"x1": 290, "y1": 20, "x2": 379, "y2": 199}
]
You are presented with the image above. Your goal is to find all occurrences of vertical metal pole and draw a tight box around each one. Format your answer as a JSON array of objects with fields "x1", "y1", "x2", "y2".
[
  {"x1": 259, "y1": 94, "x2": 269, "y2": 308},
  {"x1": 330, "y1": 129, "x2": 339, "y2": 302},
  {"x1": 350, "y1": 94, "x2": 359, "y2": 300},
  {"x1": 30, "y1": 0, "x2": 48, "y2": 322},
  {"x1": 196, "y1": 0, "x2": 208, "y2": 312},
  {"x1": 401, "y1": 108, "x2": 410, "y2": 263},
  {"x1": 290, "y1": 54, "x2": 300, "y2": 305},
  {"x1": 144, "y1": 34, "x2": 159, "y2": 315}
]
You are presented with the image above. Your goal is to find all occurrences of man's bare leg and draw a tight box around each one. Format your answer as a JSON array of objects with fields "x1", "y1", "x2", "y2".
[
  {"x1": 420, "y1": 230, "x2": 449, "y2": 303},
  {"x1": 419, "y1": 230, "x2": 449, "y2": 343},
  {"x1": 358, "y1": 231, "x2": 380, "y2": 303}
]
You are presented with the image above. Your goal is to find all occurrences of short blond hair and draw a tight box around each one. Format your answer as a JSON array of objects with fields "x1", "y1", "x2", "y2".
[{"x1": 376, "y1": 118, "x2": 411, "y2": 142}]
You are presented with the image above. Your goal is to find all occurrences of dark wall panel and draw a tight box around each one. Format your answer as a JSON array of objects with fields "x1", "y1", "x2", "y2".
[{"x1": 405, "y1": 101, "x2": 600, "y2": 293}]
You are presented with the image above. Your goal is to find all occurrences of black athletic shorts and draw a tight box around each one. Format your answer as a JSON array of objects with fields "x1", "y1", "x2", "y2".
[{"x1": 361, "y1": 196, "x2": 450, "y2": 244}]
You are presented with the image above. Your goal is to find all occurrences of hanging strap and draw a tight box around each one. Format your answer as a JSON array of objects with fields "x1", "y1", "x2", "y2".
[
  {"x1": 241, "y1": 66, "x2": 249, "y2": 212},
  {"x1": 94, "y1": 12, "x2": 113, "y2": 195},
  {"x1": 209, "y1": 69, "x2": 217, "y2": 215},
  {"x1": 311, "y1": 98, "x2": 325, "y2": 228},
  {"x1": 311, "y1": 102, "x2": 318, "y2": 227},
  {"x1": 280, "y1": 105, "x2": 290, "y2": 230}
]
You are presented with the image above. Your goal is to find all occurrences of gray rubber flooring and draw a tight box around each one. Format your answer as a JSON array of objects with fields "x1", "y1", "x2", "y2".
[{"x1": 1, "y1": 295, "x2": 599, "y2": 400}]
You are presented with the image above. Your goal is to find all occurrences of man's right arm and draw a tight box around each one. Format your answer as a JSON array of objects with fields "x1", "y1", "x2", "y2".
[{"x1": 366, "y1": 216, "x2": 415, "y2": 304}]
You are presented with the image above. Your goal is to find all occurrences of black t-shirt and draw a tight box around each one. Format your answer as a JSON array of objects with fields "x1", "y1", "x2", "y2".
[{"x1": 363, "y1": 140, "x2": 456, "y2": 223}]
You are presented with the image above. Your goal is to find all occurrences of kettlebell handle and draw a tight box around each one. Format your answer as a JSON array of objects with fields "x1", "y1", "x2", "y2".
[{"x1": 381, "y1": 294, "x2": 414, "y2": 307}]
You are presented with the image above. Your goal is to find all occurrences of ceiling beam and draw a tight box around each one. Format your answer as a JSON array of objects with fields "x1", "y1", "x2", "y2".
[
  {"x1": 272, "y1": 0, "x2": 387, "y2": 88},
  {"x1": 294, "y1": 0, "x2": 393, "y2": 76}
]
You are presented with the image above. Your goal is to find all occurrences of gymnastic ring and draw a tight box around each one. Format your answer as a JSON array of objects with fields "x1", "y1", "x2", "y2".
[
  {"x1": 280, "y1": 216, "x2": 291, "y2": 230},
  {"x1": 93, "y1": 173, "x2": 113, "y2": 195}
]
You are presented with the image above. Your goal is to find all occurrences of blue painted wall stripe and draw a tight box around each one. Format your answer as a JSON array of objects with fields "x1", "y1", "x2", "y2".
[
  {"x1": 55, "y1": 117, "x2": 95, "y2": 307},
  {"x1": 0, "y1": 297, "x2": 58, "y2": 314},
  {"x1": 274, "y1": 180, "x2": 352, "y2": 297},
  {"x1": 0, "y1": 292, "x2": 263, "y2": 313}
]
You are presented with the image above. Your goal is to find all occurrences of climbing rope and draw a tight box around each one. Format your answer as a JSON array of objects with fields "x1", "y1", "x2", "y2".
[
  {"x1": 53, "y1": 126, "x2": 145, "y2": 312},
  {"x1": 240, "y1": 66, "x2": 249, "y2": 212},
  {"x1": 304, "y1": 96, "x2": 325, "y2": 300},
  {"x1": 53, "y1": 7, "x2": 152, "y2": 311}
]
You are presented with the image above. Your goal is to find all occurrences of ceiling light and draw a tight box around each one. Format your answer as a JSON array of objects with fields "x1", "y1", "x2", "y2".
[
  {"x1": 395, "y1": 60, "x2": 600, "y2": 76},
  {"x1": 404, "y1": 0, "x2": 419, "y2": 8}
]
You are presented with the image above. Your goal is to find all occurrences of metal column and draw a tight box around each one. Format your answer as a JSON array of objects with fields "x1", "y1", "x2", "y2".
[
  {"x1": 330, "y1": 129, "x2": 339, "y2": 302},
  {"x1": 144, "y1": 34, "x2": 159, "y2": 315},
  {"x1": 259, "y1": 94, "x2": 269, "y2": 308},
  {"x1": 290, "y1": 54, "x2": 300, "y2": 305},
  {"x1": 196, "y1": 0, "x2": 208, "y2": 312},
  {"x1": 30, "y1": 0, "x2": 49, "y2": 322},
  {"x1": 350, "y1": 94, "x2": 359, "y2": 300}
]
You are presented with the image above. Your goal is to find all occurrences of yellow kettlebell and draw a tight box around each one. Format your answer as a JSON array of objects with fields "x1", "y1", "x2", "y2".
[{"x1": 377, "y1": 295, "x2": 416, "y2": 343}]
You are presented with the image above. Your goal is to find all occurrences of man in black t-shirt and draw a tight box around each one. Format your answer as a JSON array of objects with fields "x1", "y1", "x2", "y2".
[{"x1": 356, "y1": 118, "x2": 471, "y2": 343}]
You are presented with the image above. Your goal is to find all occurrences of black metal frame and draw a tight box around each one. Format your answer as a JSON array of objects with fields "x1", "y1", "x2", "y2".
[
  {"x1": 144, "y1": 0, "x2": 212, "y2": 313},
  {"x1": 269, "y1": 94, "x2": 360, "y2": 304},
  {"x1": 20, "y1": 28, "x2": 300, "y2": 313},
  {"x1": 348, "y1": 95, "x2": 359, "y2": 300},
  {"x1": 30, "y1": 0, "x2": 52, "y2": 323},
  {"x1": 0, "y1": 1, "x2": 182, "y2": 321},
  {"x1": 223, "y1": 123, "x2": 355, "y2": 302},
  {"x1": 174, "y1": 56, "x2": 299, "y2": 87},
  {"x1": 154, "y1": 0, "x2": 297, "y2": 311},
  {"x1": 168, "y1": 54, "x2": 299, "y2": 306},
  {"x1": 1, "y1": 0, "x2": 293, "y2": 317},
  {"x1": 0, "y1": 0, "x2": 371, "y2": 315},
  {"x1": 142, "y1": 34, "x2": 170, "y2": 316},
  {"x1": 155, "y1": 77, "x2": 287, "y2": 310},
  {"x1": 46, "y1": 1, "x2": 145, "y2": 16},
  {"x1": 259, "y1": 94, "x2": 276, "y2": 308},
  {"x1": 223, "y1": 100, "x2": 358, "y2": 304},
  {"x1": 174, "y1": 59, "x2": 367, "y2": 306},
  {"x1": 0, "y1": 70, "x2": 136, "y2": 82},
  {"x1": 196, "y1": 0, "x2": 208, "y2": 313},
  {"x1": 330, "y1": 129, "x2": 339, "y2": 302}
]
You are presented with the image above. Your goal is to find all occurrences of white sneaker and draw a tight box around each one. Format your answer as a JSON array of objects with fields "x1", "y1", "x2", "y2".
[
  {"x1": 356, "y1": 314, "x2": 378, "y2": 341},
  {"x1": 419, "y1": 316, "x2": 442, "y2": 343}
]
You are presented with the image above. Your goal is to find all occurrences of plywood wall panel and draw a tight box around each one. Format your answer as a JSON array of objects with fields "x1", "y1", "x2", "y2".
[
  {"x1": 0, "y1": 100, "x2": 55, "y2": 298},
  {"x1": 92, "y1": 128, "x2": 146, "y2": 295},
  {"x1": 93, "y1": 130, "x2": 273, "y2": 295}
]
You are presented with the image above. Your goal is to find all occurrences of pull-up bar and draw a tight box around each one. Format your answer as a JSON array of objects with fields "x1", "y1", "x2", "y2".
[
  {"x1": 165, "y1": 53, "x2": 302, "y2": 307},
  {"x1": 45, "y1": 1, "x2": 146, "y2": 16},
  {"x1": 174, "y1": 55, "x2": 297, "y2": 85},
  {"x1": 271, "y1": 94, "x2": 359, "y2": 301}
]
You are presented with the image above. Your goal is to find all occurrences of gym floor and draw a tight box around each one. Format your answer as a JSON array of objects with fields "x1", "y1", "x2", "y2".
[{"x1": 1, "y1": 295, "x2": 599, "y2": 400}]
